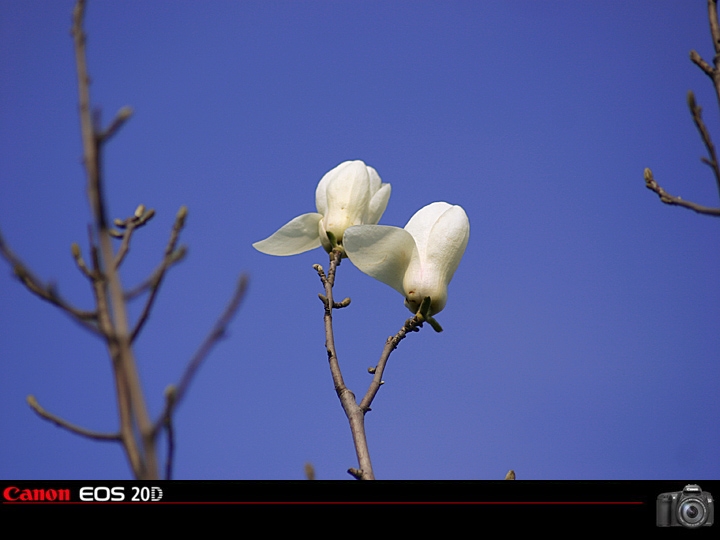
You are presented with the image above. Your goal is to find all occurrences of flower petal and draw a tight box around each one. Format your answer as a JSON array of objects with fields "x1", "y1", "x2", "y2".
[
  {"x1": 402, "y1": 202, "x2": 469, "y2": 315},
  {"x1": 343, "y1": 224, "x2": 417, "y2": 296},
  {"x1": 323, "y1": 161, "x2": 371, "y2": 239},
  {"x1": 366, "y1": 183, "x2": 391, "y2": 225},
  {"x1": 422, "y1": 204, "x2": 470, "y2": 286},
  {"x1": 404, "y1": 202, "x2": 452, "y2": 260},
  {"x1": 252, "y1": 213, "x2": 323, "y2": 256}
]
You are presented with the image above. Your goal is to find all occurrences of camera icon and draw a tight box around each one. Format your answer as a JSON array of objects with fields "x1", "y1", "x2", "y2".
[{"x1": 656, "y1": 484, "x2": 714, "y2": 528}]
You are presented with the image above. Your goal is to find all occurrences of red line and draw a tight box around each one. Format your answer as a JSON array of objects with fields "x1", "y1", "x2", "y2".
[{"x1": 3, "y1": 500, "x2": 645, "y2": 505}]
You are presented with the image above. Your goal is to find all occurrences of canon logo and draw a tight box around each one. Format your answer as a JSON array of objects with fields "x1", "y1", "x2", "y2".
[{"x1": 3, "y1": 486, "x2": 71, "y2": 502}]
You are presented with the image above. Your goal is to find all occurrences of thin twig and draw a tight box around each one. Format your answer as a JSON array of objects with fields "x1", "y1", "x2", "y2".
[
  {"x1": 644, "y1": 168, "x2": 720, "y2": 216},
  {"x1": 687, "y1": 91, "x2": 720, "y2": 197},
  {"x1": 162, "y1": 386, "x2": 177, "y2": 480},
  {"x1": 100, "y1": 106, "x2": 133, "y2": 142},
  {"x1": 27, "y1": 395, "x2": 121, "y2": 441},
  {"x1": 359, "y1": 314, "x2": 425, "y2": 412},
  {"x1": 645, "y1": 0, "x2": 720, "y2": 216},
  {"x1": 316, "y1": 250, "x2": 375, "y2": 480},
  {"x1": 130, "y1": 206, "x2": 187, "y2": 342},
  {"x1": 153, "y1": 274, "x2": 249, "y2": 436},
  {"x1": 0, "y1": 229, "x2": 101, "y2": 334},
  {"x1": 113, "y1": 205, "x2": 156, "y2": 269},
  {"x1": 690, "y1": 50, "x2": 714, "y2": 78}
]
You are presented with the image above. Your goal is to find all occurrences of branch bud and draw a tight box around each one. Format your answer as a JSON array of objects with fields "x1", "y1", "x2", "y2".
[
  {"x1": 164, "y1": 384, "x2": 178, "y2": 404},
  {"x1": 134, "y1": 204, "x2": 146, "y2": 218},
  {"x1": 170, "y1": 245, "x2": 187, "y2": 263},
  {"x1": 176, "y1": 205, "x2": 188, "y2": 227},
  {"x1": 117, "y1": 106, "x2": 133, "y2": 121},
  {"x1": 140, "y1": 208, "x2": 155, "y2": 223},
  {"x1": 71, "y1": 242, "x2": 81, "y2": 259}
]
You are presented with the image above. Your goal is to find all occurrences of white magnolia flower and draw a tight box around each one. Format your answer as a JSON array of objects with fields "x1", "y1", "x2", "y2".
[
  {"x1": 252, "y1": 160, "x2": 391, "y2": 256},
  {"x1": 343, "y1": 202, "x2": 469, "y2": 317}
]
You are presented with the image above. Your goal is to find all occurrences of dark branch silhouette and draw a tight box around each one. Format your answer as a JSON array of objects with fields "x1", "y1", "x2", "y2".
[{"x1": 645, "y1": 0, "x2": 720, "y2": 216}]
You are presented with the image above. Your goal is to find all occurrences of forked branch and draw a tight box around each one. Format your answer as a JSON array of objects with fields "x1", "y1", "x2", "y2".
[
  {"x1": 315, "y1": 250, "x2": 426, "y2": 480},
  {"x1": 645, "y1": 0, "x2": 720, "y2": 216}
]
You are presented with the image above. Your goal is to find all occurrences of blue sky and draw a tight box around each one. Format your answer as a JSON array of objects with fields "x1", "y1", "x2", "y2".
[{"x1": 1, "y1": 1, "x2": 719, "y2": 480}]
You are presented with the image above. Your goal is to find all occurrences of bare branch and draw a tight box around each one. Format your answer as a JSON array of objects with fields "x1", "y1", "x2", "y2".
[
  {"x1": 130, "y1": 206, "x2": 187, "y2": 342},
  {"x1": 359, "y1": 314, "x2": 425, "y2": 412},
  {"x1": 113, "y1": 205, "x2": 156, "y2": 269},
  {"x1": 709, "y1": 0, "x2": 720, "y2": 57},
  {"x1": 646, "y1": 1, "x2": 720, "y2": 216},
  {"x1": 315, "y1": 249, "x2": 375, "y2": 480},
  {"x1": 0, "y1": 229, "x2": 101, "y2": 334},
  {"x1": 153, "y1": 274, "x2": 249, "y2": 436},
  {"x1": 644, "y1": 168, "x2": 720, "y2": 216},
  {"x1": 27, "y1": 395, "x2": 120, "y2": 441},
  {"x1": 99, "y1": 106, "x2": 133, "y2": 142},
  {"x1": 71, "y1": 242, "x2": 94, "y2": 281},
  {"x1": 162, "y1": 386, "x2": 177, "y2": 480},
  {"x1": 691, "y1": 50, "x2": 714, "y2": 78},
  {"x1": 73, "y1": 0, "x2": 157, "y2": 479},
  {"x1": 687, "y1": 90, "x2": 720, "y2": 197}
]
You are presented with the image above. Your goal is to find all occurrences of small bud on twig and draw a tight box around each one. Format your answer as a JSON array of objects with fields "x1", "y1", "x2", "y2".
[
  {"x1": 176, "y1": 205, "x2": 188, "y2": 227},
  {"x1": 138, "y1": 208, "x2": 155, "y2": 225},
  {"x1": 170, "y1": 246, "x2": 187, "y2": 263},
  {"x1": 117, "y1": 106, "x2": 133, "y2": 121}
]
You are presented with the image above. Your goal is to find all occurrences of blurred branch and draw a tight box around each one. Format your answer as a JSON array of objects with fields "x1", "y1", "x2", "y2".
[
  {"x1": 153, "y1": 274, "x2": 249, "y2": 437},
  {"x1": 113, "y1": 204, "x2": 156, "y2": 269},
  {"x1": 27, "y1": 395, "x2": 120, "y2": 441},
  {"x1": 0, "y1": 229, "x2": 100, "y2": 334},
  {"x1": 3, "y1": 0, "x2": 248, "y2": 481},
  {"x1": 162, "y1": 386, "x2": 177, "y2": 480},
  {"x1": 645, "y1": 0, "x2": 720, "y2": 216},
  {"x1": 130, "y1": 206, "x2": 187, "y2": 342},
  {"x1": 73, "y1": 0, "x2": 158, "y2": 479}
]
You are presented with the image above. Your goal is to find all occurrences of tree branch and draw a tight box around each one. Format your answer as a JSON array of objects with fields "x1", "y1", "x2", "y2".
[
  {"x1": 687, "y1": 90, "x2": 720, "y2": 197},
  {"x1": 645, "y1": 1, "x2": 720, "y2": 216},
  {"x1": 0, "y1": 229, "x2": 100, "y2": 334},
  {"x1": 130, "y1": 206, "x2": 186, "y2": 342},
  {"x1": 113, "y1": 204, "x2": 156, "y2": 269},
  {"x1": 644, "y1": 168, "x2": 720, "y2": 216},
  {"x1": 152, "y1": 274, "x2": 249, "y2": 437},
  {"x1": 359, "y1": 313, "x2": 425, "y2": 412},
  {"x1": 27, "y1": 395, "x2": 121, "y2": 441},
  {"x1": 315, "y1": 250, "x2": 376, "y2": 480},
  {"x1": 73, "y1": 0, "x2": 157, "y2": 479}
]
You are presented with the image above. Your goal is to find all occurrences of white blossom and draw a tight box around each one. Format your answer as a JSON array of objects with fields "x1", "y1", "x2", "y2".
[
  {"x1": 253, "y1": 160, "x2": 391, "y2": 256},
  {"x1": 344, "y1": 202, "x2": 469, "y2": 316}
]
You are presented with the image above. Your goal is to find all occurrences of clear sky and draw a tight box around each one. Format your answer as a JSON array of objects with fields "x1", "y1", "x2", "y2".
[{"x1": 1, "y1": 1, "x2": 719, "y2": 480}]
